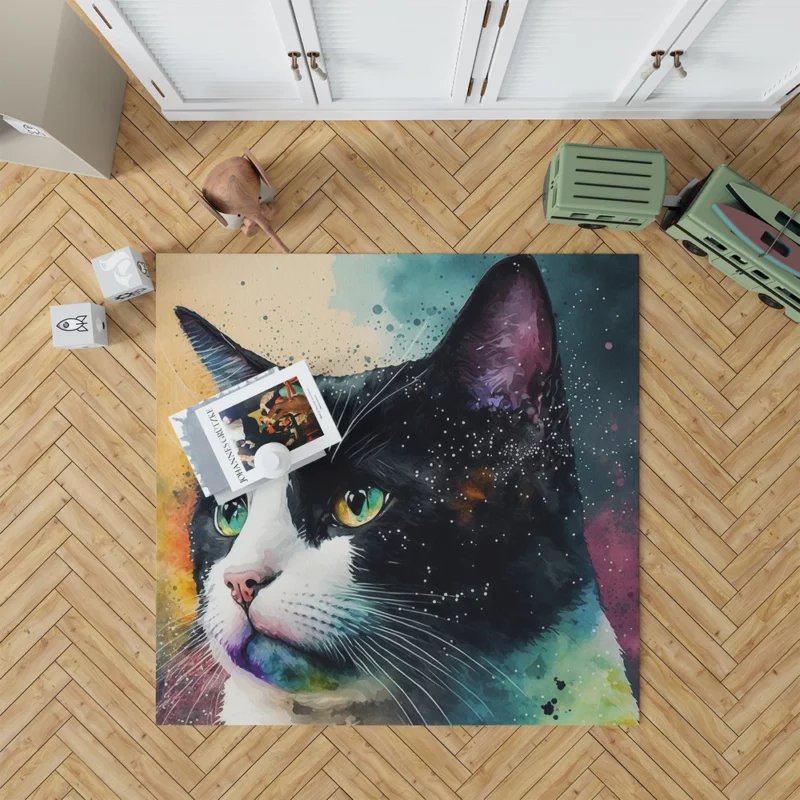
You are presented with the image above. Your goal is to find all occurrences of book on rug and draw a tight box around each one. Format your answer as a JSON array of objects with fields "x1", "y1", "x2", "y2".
[{"x1": 170, "y1": 361, "x2": 341, "y2": 502}]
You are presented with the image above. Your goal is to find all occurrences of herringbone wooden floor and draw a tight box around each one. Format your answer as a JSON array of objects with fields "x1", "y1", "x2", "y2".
[{"x1": 2, "y1": 18, "x2": 800, "y2": 799}]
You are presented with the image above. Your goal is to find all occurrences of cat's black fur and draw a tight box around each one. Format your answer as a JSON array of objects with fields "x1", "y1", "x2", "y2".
[{"x1": 177, "y1": 255, "x2": 599, "y2": 711}]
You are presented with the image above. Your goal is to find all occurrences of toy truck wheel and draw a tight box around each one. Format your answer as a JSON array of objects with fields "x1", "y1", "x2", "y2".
[
  {"x1": 578, "y1": 223, "x2": 606, "y2": 229},
  {"x1": 758, "y1": 293, "x2": 784, "y2": 310},
  {"x1": 682, "y1": 240, "x2": 707, "y2": 257}
]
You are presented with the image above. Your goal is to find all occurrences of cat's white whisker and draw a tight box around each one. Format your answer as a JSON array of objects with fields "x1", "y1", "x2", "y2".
[
  {"x1": 340, "y1": 430, "x2": 383, "y2": 463},
  {"x1": 335, "y1": 385, "x2": 353, "y2": 431},
  {"x1": 156, "y1": 623, "x2": 198, "y2": 643},
  {"x1": 350, "y1": 638, "x2": 425, "y2": 725},
  {"x1": 329, "y1": 388, "x2": 343, "y2": 421},
  {"x1": 324, "y1": 591, "x2": 492, "y2": 719},
  {"x1": 332, "y1": 634, "x2": 415, "y2": 725},
  {"x1": 158, "y1": 637, "x2": 213, "y2": 669},
  {"x1": 339, "y1": 586, "x2": 445, "y2": 601},
  {"x1": 336, "y1": 367, "x2": 430, "y2": 459},
  {"x1": 161, "y1": 616, "x2": 228, "y2": 664},
  {"x1": 369, "y1": 625, "x2": 491, "y2": 711},
  {"x1": 422, "y1": 632, "x2": 529, "y2": 700},
  {"x1": 347, "y1": 603, "x2": 437, "y2": 632},
  {"x1": 160, "y1": 642, "x2": 217, "y2": 678},
  {"x1": 346, "y1": 601, "x2": 441, "y2": 627},
  {"x1": 158, "y1": 622, "x2": 205, "y2": 643},
  {"x1": 157, "y1": 635, "x2": 206, "y2": 661},
  {"x1": 156, "y1": 609, "x2": 201, "y2": 633},
  {"x1": 365, "y1": 632, "x2": 487, "y2": 718},
  {"x1": 182, "y1": 663, "x2": 225, "y2": 724},
  {"x1": 159, "y1": 648, "x2": 219, "y2": 719},
  {"x1": 332, "y1": 323, "x2": 429, "y2": 460},
  {"x1": 358, "y1": 637, "x2": 450, "y2": 725},
  {"x1": 354, "y1": 441, "x2": 389, "y2": 466}
]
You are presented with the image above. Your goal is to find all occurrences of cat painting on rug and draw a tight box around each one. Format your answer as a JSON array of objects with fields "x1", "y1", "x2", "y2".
[{"x1": 156, "y1": 254, "x2": 639, "y2": 726}]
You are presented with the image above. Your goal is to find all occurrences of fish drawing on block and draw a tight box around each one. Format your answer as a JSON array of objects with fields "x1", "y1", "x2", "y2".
[{"x1": 56, "y1": 315, "x2": 89, "y2": 332}]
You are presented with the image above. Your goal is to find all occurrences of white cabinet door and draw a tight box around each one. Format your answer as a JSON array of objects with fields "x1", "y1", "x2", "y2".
[
  {"x1": 636, "y1": 0, "x2": 800, "y2": 107},
  {"x1": 479, "y1": 0, "x2": 706, "y2": 109},
  {"x1": 290, "y1": 0, "x2": 486, "y2": 109},
  {"x1": 77, "y1": 0, "x2": 317, "y2": 113}
]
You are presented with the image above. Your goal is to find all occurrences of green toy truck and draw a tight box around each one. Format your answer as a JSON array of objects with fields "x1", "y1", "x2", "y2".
[
  {"x1": 543, "y1": 143, "x2": 667, "y2": 231},
  {"x1": 544, "y1": 143, "x2": 800, "y2": 323},
  {"x1": 660, "y1": 165, "x2": 800, "y2": 323}
]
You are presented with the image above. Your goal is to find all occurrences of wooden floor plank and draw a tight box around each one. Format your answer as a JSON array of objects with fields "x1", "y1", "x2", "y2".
[
  {"x1": 400, "y1": 121, "x2": 469, "y2": 174},
  {"x1": 364, "y1": 120, "x2": 469, "y2": 210},
  {"x1": 638, "y1": 679, "x2": 737, "y2": 789},
  {"x1": 0, "y1": 193, "x2": 68, "y2": 281},
  {"x1": 116, "y1": 116, "x2": 200, "y2": 212},
  {"x1": 456, "y1": 120, "x2": 590, "y2": 238},
  {"x1": 590, "y1": 727, "x2": 693, "y2": 800},
  {"x1": 0, "y1": 163, "x2": 36, "y2": 206},
  {"x1": 0, "y1": 170, "x2": 65, "y2": 243},
  {"x1": 324, "y1": 130, "x2": 460, "y2": 250},
  {"x1": 56, "y1": 571, "x2": 153, "y2": 681},
  {"x1": 724, "y1": 566, "x2": 800, "y2": 663},
  {"x1": 57, "y1": 752, "x2": 123, "y2": 800},
  {"x1": 453, "y1": 121, "x2": 540, "y2": 192},
  {"x1": 641, "y1": 499, "x2": 736, "y2": 608},
  {"x1": 55, "y1": 392, "x2": 155, "y2": 503},
  {"x1": 110, "y1": 147, "x2": 203, "y2": 249},
  {"x1": 187, "y1": 121, "x2": 239, "y2": 158},
  {"x1": 724, "y1": 677, "x2": 800, "y2": 772},
  {"x1": 121, "y1": 86, "x2": 202, "y2": 175},
  {"x1": 322, "y1": 172, "x2": 415, "y2": 254},
  {"x1": 0, "y1": 228, "x2": 69, "y2": 318},
  {"x1": 641, "y1": 538, "x2": 736, "y2": 644}
]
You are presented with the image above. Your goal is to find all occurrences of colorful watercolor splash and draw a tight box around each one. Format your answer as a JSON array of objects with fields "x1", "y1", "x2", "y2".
[{"x1": 155, "y1": 253, "x2": 639, "y2": 725}]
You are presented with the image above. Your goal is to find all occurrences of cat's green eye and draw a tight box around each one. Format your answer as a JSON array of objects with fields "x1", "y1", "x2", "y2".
[
  {"x1": 333, "y1": 487, "x2": 386, "y2": 528},
  {"x1": 215, "y1": 496, "x2": 248, "y2": 537}
]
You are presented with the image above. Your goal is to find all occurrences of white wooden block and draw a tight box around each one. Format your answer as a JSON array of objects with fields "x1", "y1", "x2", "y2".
[
  {"x1": 91, "y1": 246, "x2": 154, "y2": 301},
  {"x1": 50, "y1": 303, "x2": 107, "y2": 349}
]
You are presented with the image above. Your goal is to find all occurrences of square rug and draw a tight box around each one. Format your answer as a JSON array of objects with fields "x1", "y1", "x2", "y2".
[{"x1": 155, "y1": 253, "x2": 639, "y2": 726}]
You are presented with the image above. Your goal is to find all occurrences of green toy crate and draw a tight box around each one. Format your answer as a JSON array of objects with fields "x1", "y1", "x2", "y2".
[
  {"x1": 544, "y1": 143, "x2": 667, "y2": 231},
  {"x1": 661, "y1": 164, "x2": 800, "y2": 323}
]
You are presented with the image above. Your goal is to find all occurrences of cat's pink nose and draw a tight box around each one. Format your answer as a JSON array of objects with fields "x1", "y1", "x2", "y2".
[{"x1": 224, "y1": 569, "x2": 267, "y2": 606}]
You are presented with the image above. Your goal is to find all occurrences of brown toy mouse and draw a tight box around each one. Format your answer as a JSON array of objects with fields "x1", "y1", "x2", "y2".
[{"x1": 197, "y1": 149, "x2": 289, "y2": 253}]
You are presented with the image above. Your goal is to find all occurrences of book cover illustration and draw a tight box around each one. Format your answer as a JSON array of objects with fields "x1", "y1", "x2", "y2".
[{"x1": 172, "y1": 362, "x2": 341, "y2": 501}]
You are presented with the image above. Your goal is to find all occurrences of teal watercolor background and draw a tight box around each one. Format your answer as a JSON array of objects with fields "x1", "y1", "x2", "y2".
[
  {"x1": 328, "y1": 253, "x2": 639, "y2": 523},
  {"x1": 328, "y1": 253, "x2": 641, "y2": 678}
]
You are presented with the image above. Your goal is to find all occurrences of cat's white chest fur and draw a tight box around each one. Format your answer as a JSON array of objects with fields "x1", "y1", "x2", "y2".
[{"x1": 221, "y1": 666, "x2": 295, "y2": 724}]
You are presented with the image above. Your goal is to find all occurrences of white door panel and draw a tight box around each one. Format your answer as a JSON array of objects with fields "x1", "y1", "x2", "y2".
[
  {"x1": 291, "y1": 0, "x2": 485, "y2": 106},
  {"x1": 646, "y1": 0, "x2": 800, "y2": 103},
  {"x1": 75, "y1": 0, "x2": 316, "y2": 110},
  {"x1": 487, "y1": 0, "x2": 698, "y2": 105}
]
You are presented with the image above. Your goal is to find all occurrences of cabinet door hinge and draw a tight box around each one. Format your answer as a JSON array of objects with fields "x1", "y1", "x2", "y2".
[
  {"x1": 482, "y1": 0, "x2": 492, "y2": 27},
  {"x1": 498, "y1": 0, "x2": 509, "y2": 27},
  {"x1": 467, "y1": 77, "x2": 475, "y2": 97},
  {"x1": 480, "y1": 77, "x2": 488, "y2": 97}
]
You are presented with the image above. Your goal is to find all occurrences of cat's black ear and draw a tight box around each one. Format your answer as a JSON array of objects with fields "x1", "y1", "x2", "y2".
[
  {"x1": 432, "y1": 255, "x2": 556, "y2": 410},
  {"x1": 175, "y1": 306, "x2": 278, "y2": 391}
]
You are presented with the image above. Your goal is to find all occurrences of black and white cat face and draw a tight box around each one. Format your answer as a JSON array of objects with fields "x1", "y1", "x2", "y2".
[{"x1": 176, "y1": 255, "x2": 600, "y2": 723}]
